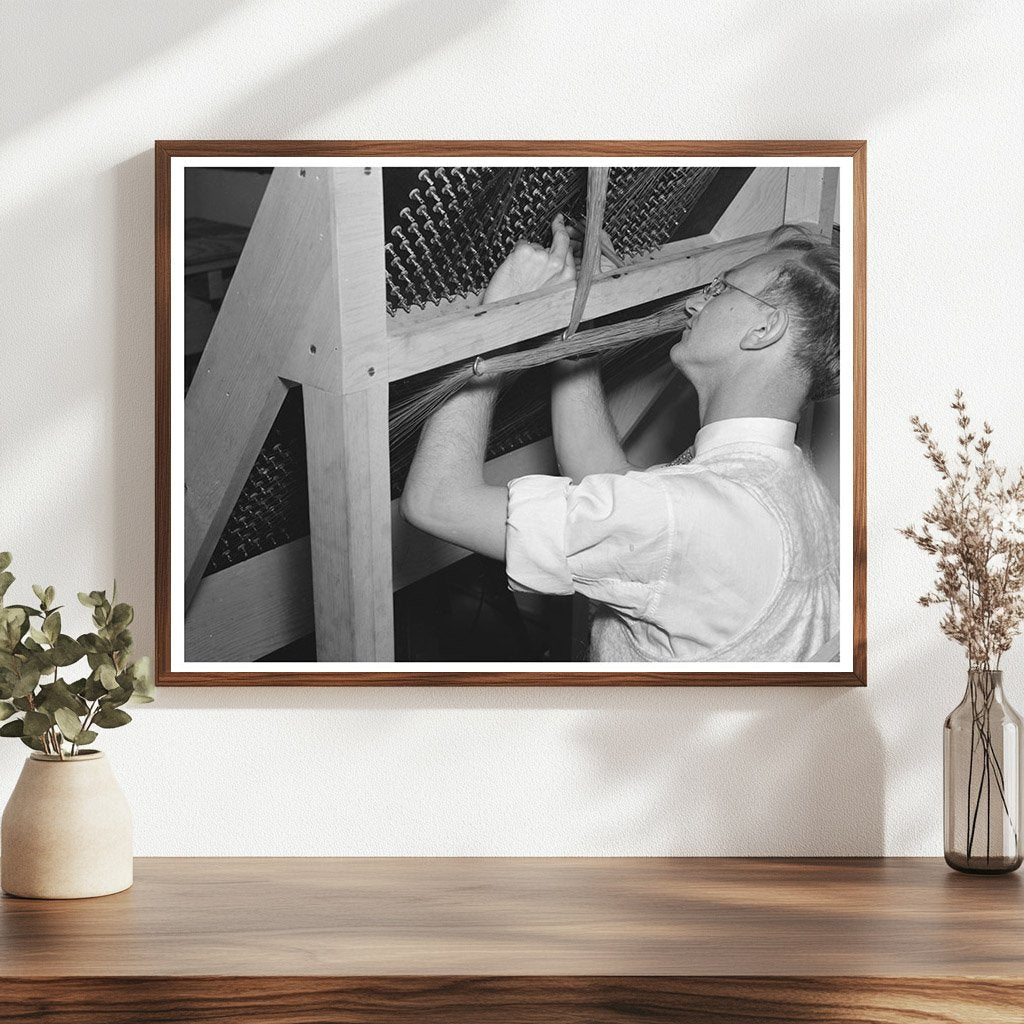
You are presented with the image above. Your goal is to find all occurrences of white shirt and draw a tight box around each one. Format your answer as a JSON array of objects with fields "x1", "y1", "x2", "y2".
[{"x1": 505, "y1": 417, "x2": 811, "y2": 661}]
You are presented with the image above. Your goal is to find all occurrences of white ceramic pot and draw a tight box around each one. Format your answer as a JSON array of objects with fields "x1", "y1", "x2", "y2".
[{"x1": 1, "y1": 750, "x2": 133, "y2": 899}]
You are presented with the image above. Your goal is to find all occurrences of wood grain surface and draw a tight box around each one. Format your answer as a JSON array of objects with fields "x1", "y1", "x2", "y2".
[
  {"x1": 2, "y1": 857, "x2": 1020, "y2": 1022},
  {"x1": 1, "y1": 976, "x2": 1022, "y2": 1024}
]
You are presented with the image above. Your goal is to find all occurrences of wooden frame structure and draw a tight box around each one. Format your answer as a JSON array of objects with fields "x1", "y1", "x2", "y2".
[{"x1": 156, "y1": 142, "x2": 866, "y2": 686}]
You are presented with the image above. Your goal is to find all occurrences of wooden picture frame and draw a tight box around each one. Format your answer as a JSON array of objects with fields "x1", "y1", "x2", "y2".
[{"x1": 156, "y1": 141, "x2": 866, "y2": 686}]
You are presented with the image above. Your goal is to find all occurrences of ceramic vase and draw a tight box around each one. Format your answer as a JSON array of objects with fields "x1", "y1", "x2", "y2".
[{"x1": 1, "y1": 751, "x2": 133, "y2": 898}]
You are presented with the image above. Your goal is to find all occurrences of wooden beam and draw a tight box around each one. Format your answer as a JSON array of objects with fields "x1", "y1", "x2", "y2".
[
  {"x1": 710, "y1": 167, "x2": 788, "y2": 241},
  {"x1": 386, "y1": 231, "x2": 778, "y2": 381},
  {"x1": 784, "y1": 168, "x2": 838, "y2": 235},
  {"x1": 183, "y1": 168, "x2": 340, "y2": 607},
  {"x1": 185, "y1": 538, "x2": 313, "y2": 663}
]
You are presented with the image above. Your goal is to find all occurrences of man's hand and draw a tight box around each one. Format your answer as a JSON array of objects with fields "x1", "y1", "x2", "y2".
[{"x1": 482, "y1": 214, "x2": 576, "y2": 304}]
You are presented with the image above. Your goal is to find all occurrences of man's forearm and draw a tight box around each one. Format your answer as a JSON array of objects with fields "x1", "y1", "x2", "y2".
[
  {"x1": 551, "y1": 359, "x2": 630, "y2": 482},
  {"x1": 400, "y1": 382, "x2": 509, "y2": 560}
]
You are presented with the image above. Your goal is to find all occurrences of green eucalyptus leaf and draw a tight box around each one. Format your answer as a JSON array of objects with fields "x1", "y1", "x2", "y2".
[
  {"x1": 28, "y1": 627, "x2": 49, "y2": 646},
  {"x1": 53, "y1": 707, "x2": 85, "y2": 741},
  {"x1": 74, "y1": 730, "x2": 98, "y2": 746},
  {"x1": 50, "y1": 635, "x2": 85, "y2": 668},
  {"x1": 0, "y1": 651, "x2": 19, "y2": 674},
  {"x1": 83, "y1": 675, "x2": 108, "y2": 701},
  {"x1": 12, "y1": 697, "x2": 33, "y2": 712},
  {"x1": 0, "y1": 701, "x2": 16, "y2": 721},
  {"x1": 8, "y1": 604, "x2": 43, "y2": 619},
  {"x1": 78, "y1": 592, "x2": 100, "y2": 608},
  {"x1": 0, "y1": 718, "x2": 24, "y2": 737},
  {"x1": 68, "y1": 679, "x2": 87, "y2": 695},
  {"x1": 42, "y1": 611, "x2": 60, "y2": 644},
  {"x1": 103, "y1": 685, "x2": 132, "y2": 709},
  {"x1": 11, "y1": 665, "x2": 41, "y2": 699},
  {"x1": 0, "y1": 572, "x2": 14, "y2": 602},
  {"x1": 37, "y1": 679, "x2": 88, "y2": 717},
  {"x1": 22, "y1": 710, "x2": 51, "y2": 738},
  {"x1": 44, "y1": 586, "x2": 55, "y2": 608},
  {"x1": 19, "y1": 735, "x2": 45, "y2": 752},
  {"x1": 110, "y1": 603, "x2": 133, "y2": 630},
  {"x1": 98, "y1": 664, "x2": 117, "y2": 690},
  {"x1": 128, "y1": 657, "x2": 154, "y2": 700},
  {"x1": 0, "y1": 607, "x2": 27, "y2": 651},
  {"x1": 92, "y1": 705, "x2": 131, "y2": 729},
  {"x1": 0, "y1": 553, "x2": 11, "y2": 573},
  {"x1": 79, "y1": 634, "x2": 112, "y2": 655}
]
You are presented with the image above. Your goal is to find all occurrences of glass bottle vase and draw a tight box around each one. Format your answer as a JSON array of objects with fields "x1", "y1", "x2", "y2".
[{"x1": 944, "y1": 668, "x2": 1023, "y2": 873}]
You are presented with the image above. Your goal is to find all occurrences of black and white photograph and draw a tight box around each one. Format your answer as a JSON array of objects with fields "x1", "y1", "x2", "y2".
[{"x1": 159, "y1": 145, "x2": 863, "y2": 683}]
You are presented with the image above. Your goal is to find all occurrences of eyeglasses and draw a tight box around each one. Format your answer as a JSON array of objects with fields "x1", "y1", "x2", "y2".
[{"x1": 702, "y1": 276, "x2": 779, "y2": 311}]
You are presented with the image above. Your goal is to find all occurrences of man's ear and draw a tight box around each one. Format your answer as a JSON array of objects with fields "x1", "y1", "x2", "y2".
[{"x1": 739, "y1": 308, "x2": 789, "y2": 351}]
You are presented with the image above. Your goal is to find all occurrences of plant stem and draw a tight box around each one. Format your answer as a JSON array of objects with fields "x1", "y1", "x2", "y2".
[
  {"x1": 964, "y1": 670, "x2": 1018, "y2": 862},
  {"x1": 53, "y1": 665, "x2": 63, "y2": 760},
  {"x1": 966, "y1": 687, "x2": 979, "y2": 852}
]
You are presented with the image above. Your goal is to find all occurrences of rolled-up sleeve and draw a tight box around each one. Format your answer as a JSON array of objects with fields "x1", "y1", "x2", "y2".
[
  {"x1": 506, "y1": 474, "x2": 575, "y2": 595},
  {"x1": 505, "y1": 471, "x2": 673, "y2": 616}
]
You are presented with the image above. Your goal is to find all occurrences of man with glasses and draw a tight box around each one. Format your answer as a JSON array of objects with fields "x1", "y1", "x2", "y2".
[{"x1": 402, "y1": 216, "x2": 840, "y2": 663}]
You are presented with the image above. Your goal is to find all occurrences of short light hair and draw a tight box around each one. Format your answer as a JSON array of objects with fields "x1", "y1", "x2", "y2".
[{"x1": 761, "y1": 226, "x2": 840, "y2": 402}]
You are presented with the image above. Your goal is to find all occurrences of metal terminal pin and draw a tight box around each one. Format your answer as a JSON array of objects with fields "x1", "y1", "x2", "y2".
[{"x1": 472, "y1": 356, "x2": 486, "y2": 377}]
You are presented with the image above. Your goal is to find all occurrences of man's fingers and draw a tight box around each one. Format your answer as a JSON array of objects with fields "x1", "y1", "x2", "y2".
[
  {"x1": 549, "y1": 214, "x2": 571, "y2": 265},
  {"x1": 559, "y1": 248, "x2": 576, "y2": 282}
]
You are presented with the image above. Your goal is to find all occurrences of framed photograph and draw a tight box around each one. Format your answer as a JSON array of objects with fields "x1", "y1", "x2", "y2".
[{"x1": 156, "y1": 141, "x2": 865, "y2": 686}]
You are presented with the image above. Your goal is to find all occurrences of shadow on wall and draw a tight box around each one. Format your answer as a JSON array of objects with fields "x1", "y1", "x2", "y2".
[
  {"x1": 198, "y1": 0, "x2": 503, "y2": 138},
  {"x1": 1, "y1": 2, "x2": 245, "y2": 139},
  {"x1": 569, "y1": 687, "x2": 885, "y2": 855},
  {"x1": 143, "y1": 681, "x2": 885, "y2": 856}
]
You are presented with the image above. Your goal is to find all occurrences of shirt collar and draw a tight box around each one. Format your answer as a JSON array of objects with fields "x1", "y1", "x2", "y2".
[{"x1": 693, "y1": 417, "x2": 797, "y2": 457}]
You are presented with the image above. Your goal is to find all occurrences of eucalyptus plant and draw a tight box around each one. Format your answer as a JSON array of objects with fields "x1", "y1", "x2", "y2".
[{"x1": 0, "y1": 552, "x2": 153, "y2": 759}]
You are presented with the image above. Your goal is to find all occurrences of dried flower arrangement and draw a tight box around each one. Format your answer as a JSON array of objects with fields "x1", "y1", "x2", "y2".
[
  {"x1": 901, "y1": 390, "x2": 1024, "y2": 668},
  {"x1": 902, "y1": 390, "x2": 1024, "y2": 869}
]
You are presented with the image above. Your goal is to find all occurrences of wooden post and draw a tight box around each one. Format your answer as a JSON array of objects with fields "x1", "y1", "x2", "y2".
[
  {"x1": 304, "y1": 384, "x2": 393, "y2": 661},
  {"x1": 297, "y1": 168, "x2": 393, "y2": 662},
  {"x1": 784, "y1": 168, "x2": 839, "y2": 236}
]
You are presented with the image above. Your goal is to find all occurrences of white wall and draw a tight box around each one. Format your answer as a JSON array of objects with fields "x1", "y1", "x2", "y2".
[{"x1": 2, "y1": 0, "x2": 1022, "y2": 856}]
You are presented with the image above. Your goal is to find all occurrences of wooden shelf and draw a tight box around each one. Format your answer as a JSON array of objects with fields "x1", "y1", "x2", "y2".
[{"x1": 2, "y1": 857, "x2": 1022, "y2": 1022}]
